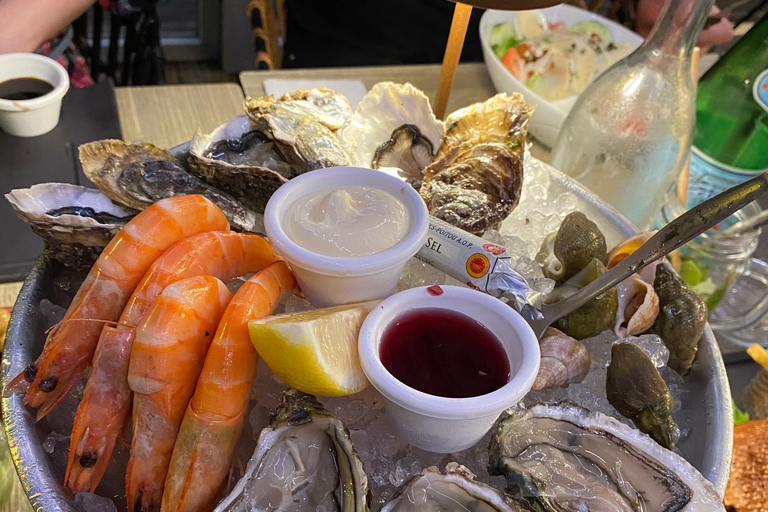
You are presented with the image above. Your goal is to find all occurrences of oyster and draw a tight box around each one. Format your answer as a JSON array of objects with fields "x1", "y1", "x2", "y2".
[
  {"x1": 537, "y1": 211, "x2": 607, "y2": 282},
  {"x1": 614, "y1": 274, "x2": 659, "y2": 337},
  {"x1": 547, "y1": 258, "x2": 618, "y2": 340},
  {"x1": 649, "y1": 264, "x2": 708, "y2": 375},
  {"x1": 338, "y1": 82, "x2": 444, "y2": 183},
  {"x1": 420, "y1": 93, "x2": 531, "y2": 235},
  {"x1": 381, "y1": 463, "x2": 524, "y2": 512},
  {"x1": 488, "y1": 403, "x2": 726, "y2": 512},
  {"x1": 533, "y1": 327, "x2": 590, "y2": 391},
  {"x1": 244, "y1": 88, "x2": 352, "y2": 174},
  {"x1": 607, "y1": 342, "x2": 679, "y2": 449},
  {"x1": 6, "y1": 183, "x2": 136, "y2": 269},
  {"x1": 187, "y1": 116, "x2": 292, "y2": 213},
  {"x1": 79, "y1": 140, "x2": 257, "y2": 232},
  {"x1": 215, "y1": 389, "x2": 369, "y2": 512}
]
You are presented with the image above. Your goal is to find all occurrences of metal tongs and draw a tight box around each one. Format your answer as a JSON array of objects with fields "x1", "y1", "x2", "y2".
[{"x1": 523, "y1": 173, "x2": 768, "y2": 339}]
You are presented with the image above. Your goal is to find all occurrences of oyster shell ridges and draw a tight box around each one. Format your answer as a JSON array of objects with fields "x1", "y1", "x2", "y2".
[
  {"x1": 79, "y1": 139, "x2": 258, "y2": 232},
  {"x1": 420, "y1": 93, "x2": 532, "y2": 235}
]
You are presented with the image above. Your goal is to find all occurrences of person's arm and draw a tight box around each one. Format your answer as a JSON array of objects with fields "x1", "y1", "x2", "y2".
[{"x1": 0, "y1": 0, "x2": 96, "y2": 54}]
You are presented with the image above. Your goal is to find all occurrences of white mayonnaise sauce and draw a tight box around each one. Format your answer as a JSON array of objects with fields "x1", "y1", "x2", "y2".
[{"x1": 283, "y1": 186, "x2": 409, "y2": 257}]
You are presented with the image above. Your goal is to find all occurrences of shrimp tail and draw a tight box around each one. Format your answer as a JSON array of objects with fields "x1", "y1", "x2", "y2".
[
  {"x1": 162, "y1": 407, "x2": 246, "y2": 512},
  {"x1": 65, "y1": 326, "x2": 135, "y2": 493}
]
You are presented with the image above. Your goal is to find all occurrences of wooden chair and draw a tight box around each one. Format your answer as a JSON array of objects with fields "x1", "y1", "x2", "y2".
[{"x1": 246, "y1": 0, "x2": 286, "y2": 69}]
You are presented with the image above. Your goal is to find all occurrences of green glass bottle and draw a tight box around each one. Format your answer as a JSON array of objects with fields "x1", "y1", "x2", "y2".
[{"x1": 694, "y1": 14, "x2": 768, "y2": 171}]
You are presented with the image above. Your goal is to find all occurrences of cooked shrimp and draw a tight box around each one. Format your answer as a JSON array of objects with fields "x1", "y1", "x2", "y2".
[
  {"x1": 65, "y1": 232, "x2": 278, "y2": 493},
  {"x1": 6, "y1": 195, "x2": 229, "y2": 419},
  {"x1": 162, "y1": 262, "x2": 296, "y2": 512},
  {"x1": 126, "y1": 275, "x2": 232, "y2": 512}
]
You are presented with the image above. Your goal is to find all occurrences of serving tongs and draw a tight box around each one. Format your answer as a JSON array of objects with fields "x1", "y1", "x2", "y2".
[{"x1": 523, "y1": 173, "x2": 768, "y2": 339}]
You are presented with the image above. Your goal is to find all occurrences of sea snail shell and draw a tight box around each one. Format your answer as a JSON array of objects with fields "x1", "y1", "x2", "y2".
[{"x1": 533, "y1": 327, "x2": 591, "y2": 391}]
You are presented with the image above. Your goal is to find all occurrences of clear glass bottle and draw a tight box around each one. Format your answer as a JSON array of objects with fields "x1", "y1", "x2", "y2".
[{"x1": 550, "y1": 0, "x2": 713, "y2": 229}]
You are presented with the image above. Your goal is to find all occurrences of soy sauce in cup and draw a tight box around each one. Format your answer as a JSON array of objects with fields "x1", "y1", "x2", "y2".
[
  {"x1": 0, "y1": 77, "x2": 54, "y2": 101},
  {"x1": 379, "y1": 308, "x2": 511, "y2": 398}
]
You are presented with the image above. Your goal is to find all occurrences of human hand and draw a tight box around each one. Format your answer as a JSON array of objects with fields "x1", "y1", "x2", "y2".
[{"x1": 636, "y1": 0, "x2": 735, "y2": 47}]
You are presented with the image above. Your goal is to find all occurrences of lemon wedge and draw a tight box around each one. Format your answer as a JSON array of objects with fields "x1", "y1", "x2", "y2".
[{"x1": 248, "y1": 300, "x2": 379, "y2": 396}]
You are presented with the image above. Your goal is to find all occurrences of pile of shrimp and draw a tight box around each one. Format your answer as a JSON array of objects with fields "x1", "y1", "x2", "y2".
[{"x1": 7, "y1": 195, "x2": 297, "y2": 512}]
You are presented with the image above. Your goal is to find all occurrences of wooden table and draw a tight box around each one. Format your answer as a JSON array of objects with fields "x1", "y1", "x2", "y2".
[
  {"x1": 240, "y1": 63, "x2": 552, "y2": 161},
  {"x1": 115, "y1": 83, "x2": 246, "y2": 148}
]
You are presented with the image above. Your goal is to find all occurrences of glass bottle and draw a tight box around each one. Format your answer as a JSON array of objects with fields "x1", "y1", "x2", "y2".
[
  {"x1": 550, "y1": 0, "x2": 713, "y2": 229},
  {"x1": 686, "y1": 13, "x2": 768, "y2": 208}
]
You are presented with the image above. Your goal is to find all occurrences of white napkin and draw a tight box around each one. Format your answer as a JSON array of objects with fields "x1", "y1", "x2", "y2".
[{"x1": 263, "y1": 79, "x2": 368, "y2": 108}]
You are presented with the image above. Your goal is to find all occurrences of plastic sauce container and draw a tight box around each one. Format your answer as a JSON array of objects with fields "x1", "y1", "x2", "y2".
[
  {"x1": 0, "y1": 53, "x2": 70, "y2": 137},
  {"x1": 264, "y1": 167, "x2": 429, "y2": 307},
  {"x1": 358, "y1": 285, "x2": 540, "y2": 453}
]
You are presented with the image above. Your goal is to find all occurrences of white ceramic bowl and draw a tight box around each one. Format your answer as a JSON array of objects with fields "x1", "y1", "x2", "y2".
[
  {"x1": 358, "y1": 285, "x2": 540, "y2": 453},
  {"x1": 264, "y1": 167, "x2": 429, "y2": 307},
  {"x1": 479, "y1": 6, "x2": 643, "y2": 147},
  {"x1": 0, "y1": 53, "x2": 70, "y2": 137}
]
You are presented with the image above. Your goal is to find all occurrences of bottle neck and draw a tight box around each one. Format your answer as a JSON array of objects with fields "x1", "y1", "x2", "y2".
[{"x1": 643, "y1": 0, "x2": 715, "y2": 59}]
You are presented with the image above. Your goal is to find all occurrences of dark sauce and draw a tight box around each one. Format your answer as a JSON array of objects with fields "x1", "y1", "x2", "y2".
[
  {"x1": 379, "y1": 308, "x2": 511, "y2": 398},
  {"x1": 0, "y1": 77, "x2": 54, "y2": 101}
]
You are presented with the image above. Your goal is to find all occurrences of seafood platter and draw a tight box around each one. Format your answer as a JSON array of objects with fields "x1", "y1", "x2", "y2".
[{"x1": 1, "y1": 83, "x2": 732, "y2": 512}]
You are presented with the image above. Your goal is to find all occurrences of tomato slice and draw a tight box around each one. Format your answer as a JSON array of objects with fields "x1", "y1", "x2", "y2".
[
  {"x1": 501, "y1": 47, "x2": 525, "y2": 81},
  {"x1": 548, "y1": 21, "x2": 564, "y2": 30}
]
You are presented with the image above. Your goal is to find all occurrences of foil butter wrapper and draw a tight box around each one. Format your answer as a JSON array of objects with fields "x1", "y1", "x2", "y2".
[{"x1": 415, "y1": 217, "x2": 544, "y2": 321}]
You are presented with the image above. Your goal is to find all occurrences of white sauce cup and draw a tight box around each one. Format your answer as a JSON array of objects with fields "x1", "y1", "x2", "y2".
[
  {"x1": 264, "y1": 167, "x2": 429, "y2": 307},
  {"x1": 0, "y1": 53, "x2": 70, "y2": 137},
  {"x1": 358, "y1": 285, "x2": 540, "y2": 453}
]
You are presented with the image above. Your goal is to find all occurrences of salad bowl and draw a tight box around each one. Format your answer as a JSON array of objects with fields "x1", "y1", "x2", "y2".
[{"x1": 480, "y1": 5, "x2": 643, "y2": 147}]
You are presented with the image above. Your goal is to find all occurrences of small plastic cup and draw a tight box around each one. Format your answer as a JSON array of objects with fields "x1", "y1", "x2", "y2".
[
  {"x1": 358, "y1": 285, "x2": 540, "y2": 453},
  {"x1": 264, "y1": 166, "x2": 429, "y2": 307},
  {"x1": 0, "y1": 53, "x2": 70, "y2": 137}
]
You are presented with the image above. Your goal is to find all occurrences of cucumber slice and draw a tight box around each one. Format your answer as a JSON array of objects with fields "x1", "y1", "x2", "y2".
[
  {"x1": 490, "y1": 22, "x2": 521, "y2": 59},
  {"x1": 568, "y1": 20, "x2": 612, "y2": 43}
]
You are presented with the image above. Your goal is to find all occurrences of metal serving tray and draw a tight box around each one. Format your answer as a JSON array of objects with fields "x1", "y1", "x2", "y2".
[{"x1": 1, "y1": 166, "x2": 732, "y2": 511}]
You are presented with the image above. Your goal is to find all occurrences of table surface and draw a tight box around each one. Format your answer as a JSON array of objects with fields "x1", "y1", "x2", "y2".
[{"x1": 116, "y1": 83, "x2": 246, "y2": 148}]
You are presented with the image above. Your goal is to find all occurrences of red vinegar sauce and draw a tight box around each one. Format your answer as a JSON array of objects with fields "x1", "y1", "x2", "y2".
[{"x1": 379, "y1": 308, "x2": 511, "y2": 398}]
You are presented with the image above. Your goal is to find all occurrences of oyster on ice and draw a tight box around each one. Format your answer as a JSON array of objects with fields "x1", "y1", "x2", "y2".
[
  {"x1": 244, "y1": 88, "x2": 352, "y2": 174},
  {"x1": 188, "y1": 115, "x2": 293, "y2": 213},
  {"x1": 79, "y1": 139, "x2": 257, "y2": 232},
  {"x1": 488, "y1": 402, "x2": 726, "y2": 512},
  {"x1": 420, "y1": 93, "x2": 532, "y2": 234},
  {"x1": 337, "y1": 82, "x2": 444, "y2": 184},
  {"x1": 215, "y1": 389, "x2": 369, "y2": 512},
  {"x1": 6, "y1": 183, "x2": 136, "y2": 269},
  {"x1": 381, "y1": 463, "x2": 524, "y2": 512}
]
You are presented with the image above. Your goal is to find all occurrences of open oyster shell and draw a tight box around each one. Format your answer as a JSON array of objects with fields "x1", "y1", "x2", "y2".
[
  {"x1": 79, "y1": 139, "x2": 257, "y2": 232},
  {"x1": 6, "y1": 183, "x2": 134, "y2": 246},
  {"x1": 420, "y1": 93, "x2": 531, "y2": 235},
  {"x1": 187, "y1": 116, "x2": 291, "y2": 213},
  {"x1": 6, "y1": 183, "x2": 137, "y2": 269},
  {"x1": 243, "y1": 88, "x2": 352, "y2": 175},
  {"x1": 215, "y1": 389, "x2": 369, "y2": 512},
  {"x1": 381, "y1": 462, "x2": 523, "y2": 512},
  {"x1": 488, "y1": 402, "x2": 725, "y2": 511},
  {"x1": 338, "y1": 82, "x2": 444, "y2": 183}
]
